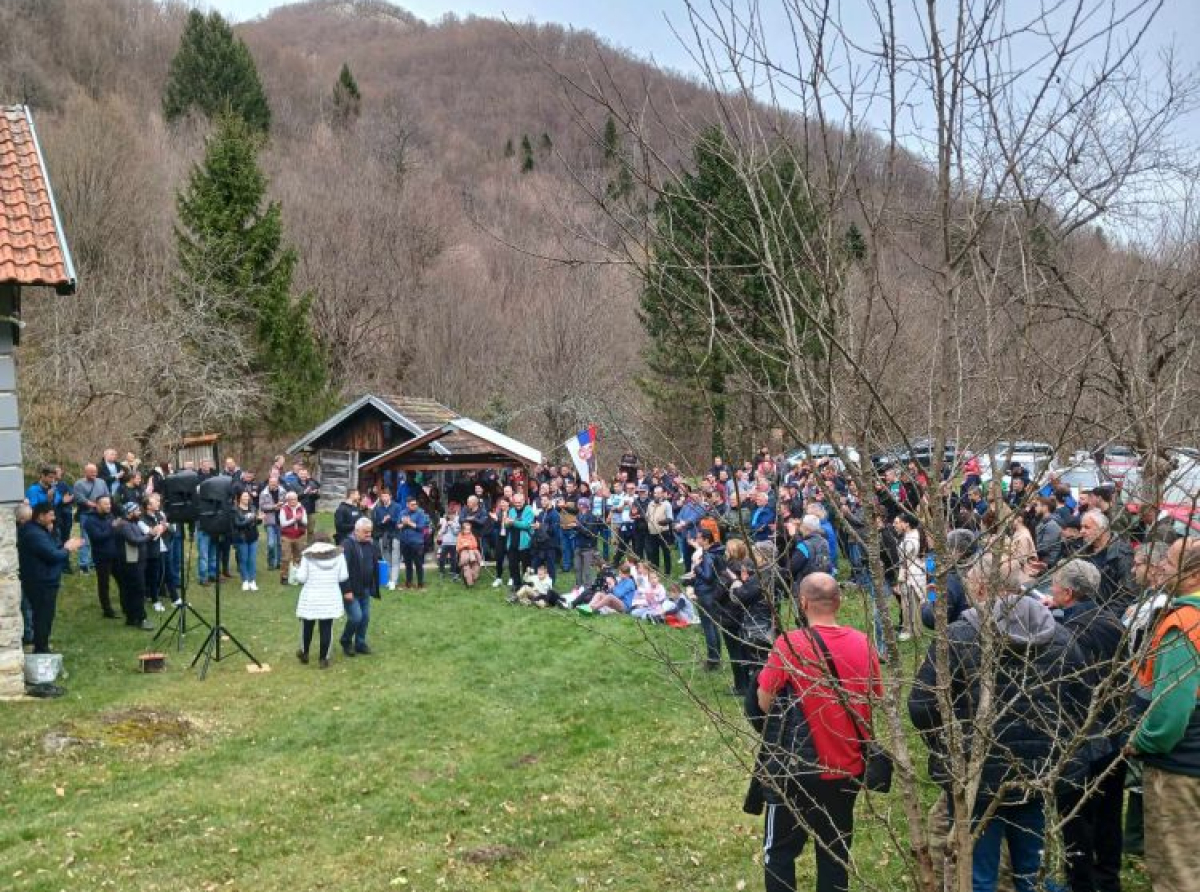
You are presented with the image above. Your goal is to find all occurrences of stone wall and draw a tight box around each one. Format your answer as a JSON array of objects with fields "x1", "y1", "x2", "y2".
[{"x1": 0, "y1": 284, "x2": 24, "y2": 698}]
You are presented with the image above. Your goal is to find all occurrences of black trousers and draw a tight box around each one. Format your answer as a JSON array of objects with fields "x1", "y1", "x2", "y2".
[
  {"x1": 94, "y1": 557, "x2": 115, "y2": 614},
  {"x1": 116, "y1": 561, "x2": 146, "y2": 625},
  {"x1": 300, "y1": 619, "x2": 333, "y2": 661},
  {"x1": 508, "y1": 540, "x2": 530, "y2": 588},
  {"x1": 27, "y1": 585, "x2": 59, "y2": 653},
  {"x1": 764, "y1": 777, "x2": 858, "y2": 892},
  {"x1": 721, "y1": 624, "x2": 749, "y2": 693},
  {"x1": 1059, "y1": 752, "x2": 1126, "y2": 892},
  {"x1": 144, "y1": 554, "x2": 164, "y2": 602},
  {"x1": 532, "y1": 547, "x2": 559, "y2": 584},
  {"x1": 495, "y1": 536, "x2": 508, "y2": 579},
  {"x1": 400, "y1": 540, "x2": 424, "y2": 586},
  {"x1": 646, "y1": 532, "x2": 673, "y2": 575}
]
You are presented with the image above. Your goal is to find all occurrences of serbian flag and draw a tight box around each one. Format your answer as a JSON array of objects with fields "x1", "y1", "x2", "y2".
[{"x1": 565, "y1": 426, "x2": 598, "y2": 482}]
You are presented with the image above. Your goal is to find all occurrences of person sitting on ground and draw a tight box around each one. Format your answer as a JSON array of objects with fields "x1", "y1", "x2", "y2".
[
  {"x1": 584, "y1": 563, "x2": 638, "y2": 614},
  {"x1": 295, "y1": 532, "x2": 347, "y2": 669},
  {"x1": 510, "y1": 564, "x2": 559, "y2": 608},
  {"x1": 630, "y1": 569, "x2": 670, "y2": 621},
  {"x1": 456, "y1": 521, "x2": 482, "y2": 587}
]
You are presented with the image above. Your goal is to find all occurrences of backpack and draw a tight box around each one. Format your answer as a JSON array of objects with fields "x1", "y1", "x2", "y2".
[{"x1": 797, "y1": 533, "x2": 831, "y2": 575}]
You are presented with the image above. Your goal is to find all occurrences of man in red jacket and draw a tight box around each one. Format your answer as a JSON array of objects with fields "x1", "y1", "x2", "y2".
[{"x1": 757, "y1": 572, "x2": 882, "y2": 892}]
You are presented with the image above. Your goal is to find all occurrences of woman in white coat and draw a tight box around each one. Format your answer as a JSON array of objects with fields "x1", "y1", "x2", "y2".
[
  {"x1": 296, "y1": 533, "x2": 348, "y2": 668},
  {"x1": 894, "y1": 513, "x2": 926, "y2": 642}
]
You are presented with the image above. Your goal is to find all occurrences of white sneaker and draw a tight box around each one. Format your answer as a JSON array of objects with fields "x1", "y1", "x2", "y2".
[
  {"x1": 387, "y1": 582, "x2": 396, "y2": 591},
  {"x1": 249, "y1": 581, "x2": 258, "y2": 592},
  {"x1": 492, "y1": 578, "x2": 502, "y2": 588},
  {"x1": 153, "y1": 601, "x2": 165, "y2": 612},
  {"x1": 172, "y1": 598, "x2": 183, "y2": 607},
  {"x1": 241, "y1": 580, "x2": 249, "y2": 591}
]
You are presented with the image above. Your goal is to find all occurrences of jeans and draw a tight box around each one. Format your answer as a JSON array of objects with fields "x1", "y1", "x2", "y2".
[
  {"x1": 340, "y1": 594, "x2": 370, "y2": 652},
  {"x1": 166, "y1": 534, "x2": 182, "y2": 597},
  {"x1": 235, "y1": 541, "x2": 257, "y2": 582},
  {"x1": 532, "y1": 547, "x2": 559, "y2": 585},
  {"x1": 697, "y1": 599, "x2": 723, "y2": 664},
  {"x1": 265, "y1": 525, "x2": 281, "y2": 570},
  {"x1": 599, "y1": 525, "x2": 611, "y2": 560},
  {"x1": 196, "y1": 530, "x2": 215, "y2": 582},
  {"x1": 972, "y1": 799, "x2": 1046, "y2": 892},
  {"x1": 574, "y1": 547, "x2": 596, "y2": 587},
  {"x1": 763, "y1": 777, "x2": 858, "y2": 892},
  {"x1": 560, "y1": 528, "x2": 576, "y2": 573},
  {"x1": 77, "y1": 521, "x2": 93, "y2": 571}
]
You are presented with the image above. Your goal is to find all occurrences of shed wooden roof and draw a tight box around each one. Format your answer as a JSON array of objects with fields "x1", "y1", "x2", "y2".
[
  {"x1": 0, "y1": 106, "x2": 75, "y2": 293},
  {"x1": 287, "y1": 393, "x2": 542, "y2": 465}
]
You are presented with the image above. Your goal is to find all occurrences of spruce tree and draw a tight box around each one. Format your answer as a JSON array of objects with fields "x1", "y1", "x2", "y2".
[
  {"x1": 602, "y1": 115, "x2": 620, "y2": 163},
  {"x1": 639, "y1": 127, "x2": 827, "y2": 454},
  {"x1": 163, "y1": 10, "x2": 271, "y2": 133},
  {"x1": 540, "y1": 132, "x2": 553, "y2": 154},
  {"x1": 175, "y1": 115, "x2": 327, "y2": 428},
  {"x1": 331, "y1": 62, "x2": 362, "y2": 126},
  {"x1": 503, "y1": 138, "x2": 515, "y2": 158},
  {"x1": 520, "y1": 134, "x2": 535, "y2": 173}
]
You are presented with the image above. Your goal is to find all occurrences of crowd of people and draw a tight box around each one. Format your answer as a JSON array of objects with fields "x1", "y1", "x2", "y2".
[{"x1": 14, "y1": 442, "x2": 1200, "y2": 892}]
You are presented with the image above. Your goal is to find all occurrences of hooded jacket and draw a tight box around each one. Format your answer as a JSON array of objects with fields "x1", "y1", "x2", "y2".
[
  {"x1": 908, "y1": 594, "x2": 1089, "y2": 798},
  {"x1": 295, "y1": 542, "x2": 348, "y2": 620}
]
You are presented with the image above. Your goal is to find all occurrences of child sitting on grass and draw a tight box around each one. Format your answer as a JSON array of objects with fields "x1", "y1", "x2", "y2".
[
  {"x1": 630, "y1": 569, "x2": 670, "y2": 621},
  {"x1": 456, "y1": 521, "x2": 482, "y2": 587},
  {"x1": 509, "y1": 564, "x2": 559, "y2": 608},
  {"x1": 581, "y1": 563, "x2": 637, "y2": 615}
]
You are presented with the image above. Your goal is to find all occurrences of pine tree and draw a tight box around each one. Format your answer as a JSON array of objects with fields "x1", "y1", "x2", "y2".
[
  {"x1": 639, "y1": 127, "x2": 827, "y2": 454},
  {"x1": 503, "y1": 138, "x2": 515, "y2": 158},
  {"x1": 520, "y1": 134, "x2": 535, "y2": 173},
  {"x1": 175, "y1": 115, "x2": 327, "y2": 428},
  {"x1": 539, "y1": 132, "x2": 553, "y2": 154},
  {"x1": 330, "y1": 62, "x2": 362, "y2": 126},
  {"x1": 163, "y1": 10, "x2": 271, "y2": 133},
  {"x1": 602, "y1": 115, "x2": 620, "y2": 163}
]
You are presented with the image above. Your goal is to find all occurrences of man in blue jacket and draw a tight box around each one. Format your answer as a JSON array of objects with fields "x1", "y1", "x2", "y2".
[
  {"x1": 397, "y1": 496, "x2": 430, "y2": 589},
  {"x1": 749, "y1": 492, "x2": 775, "y2": 543},
  {"x1": 81, "y1": 496, "x2": 119, "y2": 618},
  {"x1": 18, "y1": 503, "x2": 82, "y2": 653}
]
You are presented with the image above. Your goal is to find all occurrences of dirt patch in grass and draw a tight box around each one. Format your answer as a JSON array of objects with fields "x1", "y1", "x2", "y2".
[
  {"x1": 50, "y1": 707, "x2": 198, "y2": 752},
  {"x1": 460, "y1": 843, "x2": 522, "y2": 865},
  {"x1": 510, "y1": 752, "x2": 540, "y2": 768}
]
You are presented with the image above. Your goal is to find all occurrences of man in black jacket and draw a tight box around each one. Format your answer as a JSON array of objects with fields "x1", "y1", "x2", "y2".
[
  {"x1": 340, "y1": 517, "x2": 381, "y2": 657},
  {"x1": 17, "y1": 503, "x2": 82, "y2": 653},
  {"x1": 908, "y1": 553, "x2": 1089, "y2": 892},
  {"x1": 1080, "y1": 510, "x2": 1135, "y2": 612},
  {"x1": 81, "y1": 496, "x2": 119, "y2": 618},
  {"x1": 334, "y1": 490, "x2": 363, "y2": 543},
  {"x1": 1048, "y1": 558, "x2": 1127, "y2": 892}
]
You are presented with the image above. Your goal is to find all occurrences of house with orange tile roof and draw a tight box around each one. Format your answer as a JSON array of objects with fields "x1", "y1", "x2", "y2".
[{"x1": 0, "y1": 104, "x2": 76, "y2": 697}]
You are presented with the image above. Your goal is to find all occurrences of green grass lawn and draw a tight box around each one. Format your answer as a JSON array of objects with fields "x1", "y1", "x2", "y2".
[{"x1": 0, "y1": 550, "x2": 1152, "y2": 891}]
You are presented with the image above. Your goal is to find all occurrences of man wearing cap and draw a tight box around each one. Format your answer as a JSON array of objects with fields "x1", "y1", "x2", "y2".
[
  {"x1": 114, "y1": 501, "x2": 156, "y2": 630},
  {"x1": 17, "y1": 503, "x2": 83, "y2": 653}
]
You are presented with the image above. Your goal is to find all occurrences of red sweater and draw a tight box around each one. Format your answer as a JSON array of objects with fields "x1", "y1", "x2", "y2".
[{"x1": 758, "y1": 624, "x2": 882, "y2": 779}]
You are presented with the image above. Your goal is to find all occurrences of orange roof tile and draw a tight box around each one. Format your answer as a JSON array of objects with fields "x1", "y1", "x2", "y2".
[{"x1": 0, "y1": 106, "x2": 75, "y2": 293}]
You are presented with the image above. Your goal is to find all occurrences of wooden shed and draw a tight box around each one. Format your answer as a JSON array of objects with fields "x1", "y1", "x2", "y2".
[{"x1": 286, "y1": 394, "x2": 542, "y2": 505}]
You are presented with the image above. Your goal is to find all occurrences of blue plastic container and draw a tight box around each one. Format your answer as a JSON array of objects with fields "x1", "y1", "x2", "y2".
[{"x1": 378, "y1": 559, "x2": 390, "y2": 588}]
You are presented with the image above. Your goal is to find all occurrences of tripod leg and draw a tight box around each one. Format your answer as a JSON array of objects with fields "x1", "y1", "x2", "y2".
[
  {"x1": 190, "y1": 625, "x2": 219, "y2": 670},
  {"x1": 214, "y1": 625, "x2": 262, "y2": 668}
]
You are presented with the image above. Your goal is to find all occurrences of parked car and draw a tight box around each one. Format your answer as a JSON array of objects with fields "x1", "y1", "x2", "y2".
[
  {"x1": 1121, "y1": 456, "x2": 1200, "y2": 536},
  {"x1": 979, "y1": 440, "x2": 1056, "y2": 484},
  {"x1": 871, "y1": 437, "x2": 957, "y2": 471},
  {"x1": 1095, "y1": 443, "x2": 1140, "y2": 482},
  {"x1": 1044, "y1": 456, "x2": 1107, "y2": 502},
  {"x1": 785, "y1": 443, "x2": 862, "y2": 472}
]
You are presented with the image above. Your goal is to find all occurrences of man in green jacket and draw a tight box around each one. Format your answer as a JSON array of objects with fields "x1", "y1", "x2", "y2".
[{"x1": 1130, "y1": 536, "x2": 1200, "y2": 891}]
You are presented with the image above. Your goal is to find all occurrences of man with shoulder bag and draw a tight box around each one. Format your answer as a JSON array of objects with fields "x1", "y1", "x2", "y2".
[{"x1": 750, "y1": 572, "x2": 884, "y2": 892}]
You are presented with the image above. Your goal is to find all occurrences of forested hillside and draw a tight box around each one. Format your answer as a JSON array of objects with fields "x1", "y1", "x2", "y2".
[{"x1": 0, "y1": 0, "x2": 724, "y2": 465}]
